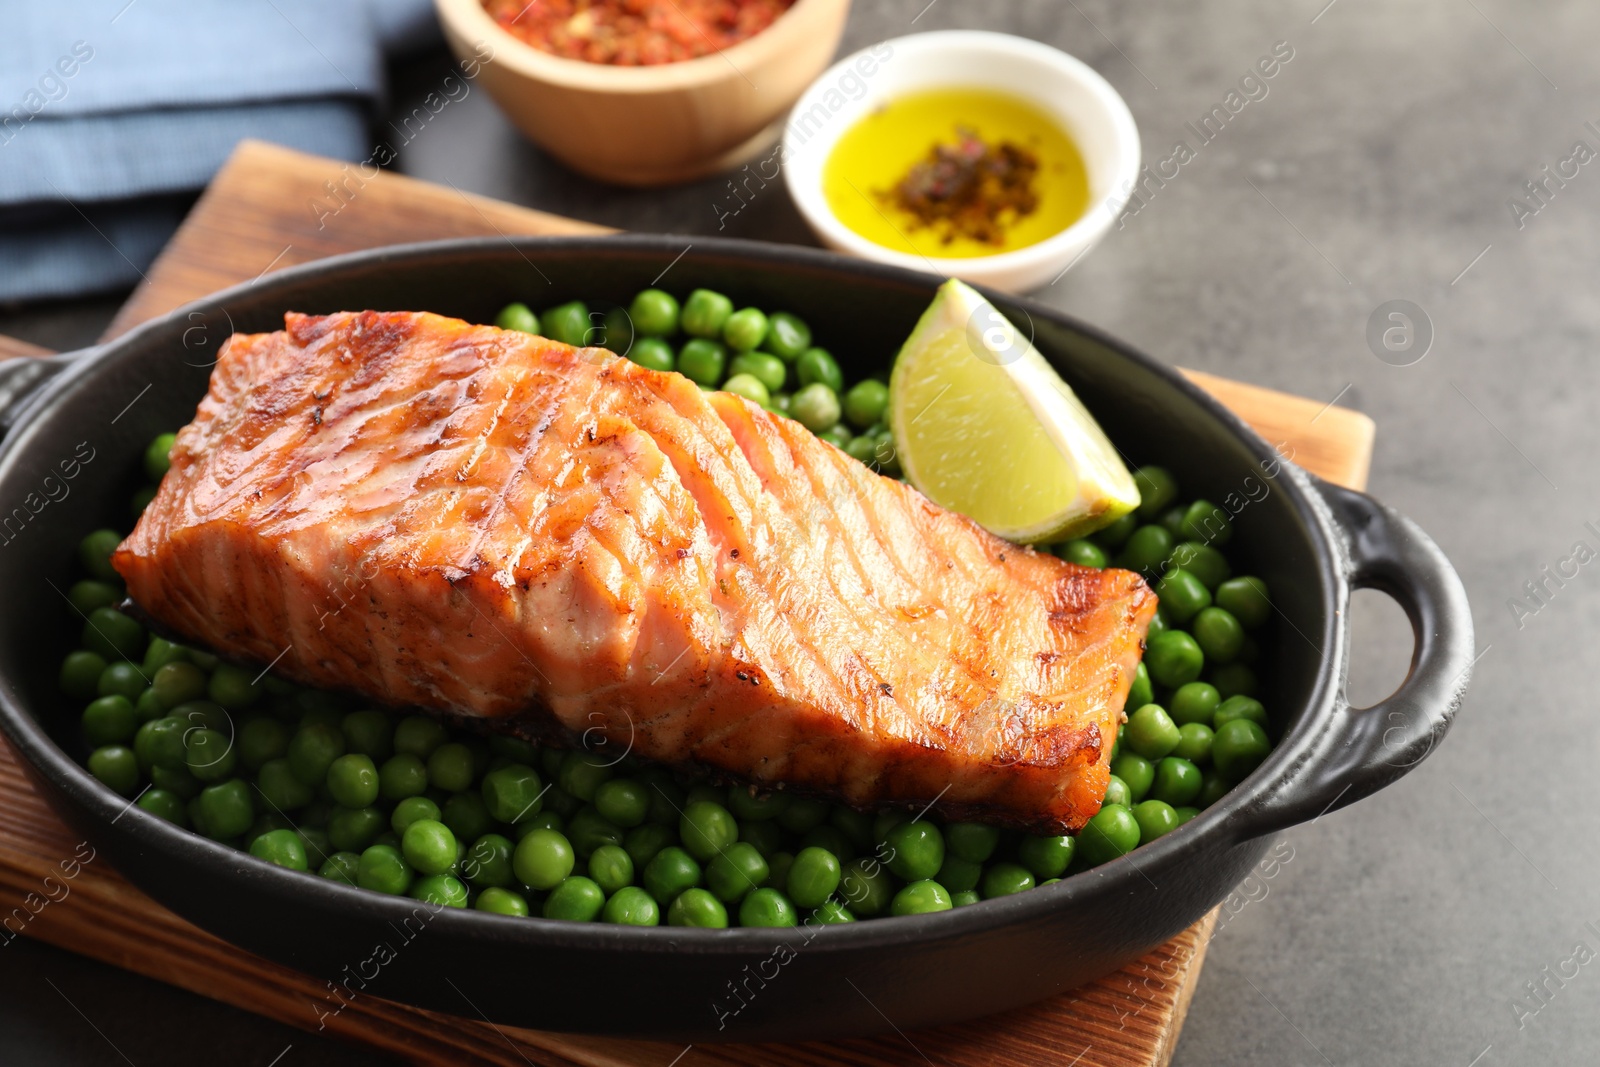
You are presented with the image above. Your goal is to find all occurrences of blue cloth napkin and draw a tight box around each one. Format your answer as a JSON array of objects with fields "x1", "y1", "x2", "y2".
[{"x1": 0, "y1": 0, "x2": 441, "y2": 302}]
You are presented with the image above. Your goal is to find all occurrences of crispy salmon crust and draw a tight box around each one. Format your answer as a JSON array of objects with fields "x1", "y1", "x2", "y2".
[{"x1": 114, "y1": 311, "x2": 1156, "y2": 833}]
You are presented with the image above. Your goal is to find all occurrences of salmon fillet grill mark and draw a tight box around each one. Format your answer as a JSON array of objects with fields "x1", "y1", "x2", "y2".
[{"x1": 114, "y1": 310, "x2": 1156, "y2": 833}]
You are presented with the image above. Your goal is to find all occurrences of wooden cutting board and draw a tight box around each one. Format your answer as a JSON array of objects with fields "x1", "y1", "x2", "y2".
[{"x1": 0, "y1": 140, "x2": 1374, "y2": 1067}]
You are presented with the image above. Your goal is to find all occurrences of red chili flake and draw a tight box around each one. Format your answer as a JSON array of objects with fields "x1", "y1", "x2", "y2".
[
  {"x1": 880, "y1": 126, "x2": 1041, "y2": 247},
  {"x1": 482, "y1": 0, "x2": 795, "y2": 66}
]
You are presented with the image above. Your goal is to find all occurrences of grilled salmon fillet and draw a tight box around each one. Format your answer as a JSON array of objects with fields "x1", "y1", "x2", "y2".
[{"x1": 114, "y1": 310, "x2": 1155, "y2": 833}]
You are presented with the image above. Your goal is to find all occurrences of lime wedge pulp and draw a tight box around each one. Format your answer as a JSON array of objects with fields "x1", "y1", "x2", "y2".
[{"x1": 888, "y1": 279, "x2": 1140, "y2": 543}]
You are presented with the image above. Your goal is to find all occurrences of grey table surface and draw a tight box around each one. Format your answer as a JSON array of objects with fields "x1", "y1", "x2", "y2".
[{"x1": 0, "y1": 0, "x2": 1589, "y2": 1064}]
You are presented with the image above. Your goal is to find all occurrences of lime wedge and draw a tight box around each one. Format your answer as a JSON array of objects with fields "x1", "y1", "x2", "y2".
[{"x1": 888, "y1": 279, "x2": 1140, "y2": 543}]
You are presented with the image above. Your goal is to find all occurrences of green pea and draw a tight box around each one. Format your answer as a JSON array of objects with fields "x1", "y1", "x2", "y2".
[
  {"x1": 325, "y1": 753, "x2": 380, "y2": 808},
  {"x1": 187, "y1": 650, "x2": 220, "y2": 672},
  {"x1": 140, "y1": 637, "x2": 188, "y2": 675},
  {"x1": 892, "y1": 880, "x2": 953, "y2": 916},
  {"x1": 60, "y1": 651, "x2": 107, "y2": 701},
  {"x1": 933, "y1": 854, "x2": 982, "y2": 894},
  {"x1": 479, "y1": 762, "x2": 543, "y2": 824},
  {"x1": 1177, "y1": 500, "x2": 1230, "y2": 545},
  {"x1": 379, "y1": 753, "x2": 429, "y2": 802},
  {"x1": 555, "y1": 751, "x2": 612, "y2": 803},
  {"x1": 513, "y1": 828, "x2": 575, "y2": 890},
  {"x1": 771, "y1": 392, "x2": 796, "y2": 418},
  {"x1": 1126, "y1": 663, "x2": 1154, "y2": 714},
  {"x1": 94, "y1": 662, "x2": 144, "y2": 705},
  {"x1": 400, "y1": 819, "x2": 457, "y2": 876},
  {"x1": 193, "y1": 778, "x2": 254, "y2": 840},
  {"x1": 603, "y1": 885, "x2": 661, "y2": 926},
  {"x1": 1056, "y1": 539, "x2": 1108, "y2": 568},
  {"x1": 1173, "y1": 722, "x2": 1214, "y2": 765},
  {"x1": 1107, "y1": 751, "x2": 1158, "y2": 799},
  {"x1": 495, "y1": 302, "x2": 539, "y2": 334},
  {"x1": 202, "y1": 663, "x2": 257, "y2": 710},
  {"x1": 459, "y1": 832, "x2": 514, "y2": 889},
  {"x1": 843, "y1": 434, "x2": 879, "y2": 466},
  {"x1": 150, "y1": 763, "x2": 200, "y2": 800},
  {"x1": 542, "y1": 301, "x2": 592, "y2": 347},
  {"x1": 1103, "y1": 774, "x2": 1133, "y2": 808},
  {"x1": 475, "y1": 886, "x2": 529, "y2": 916},
  {"x1": 82, "y1": 695, "x2": 137, "y2": 747},
  {"x1": 134, "y1": 716, "x2": 186, "y2": 771},
  {"x1": 541, "y1": 875, "x2": 604, "y2": 921},
  {"x1": 234, "y1": 715, "x2": 287, "y2": 772},
  {"x1": 393, "y1": 715, "x2": 446, "y2": 758},
  {"x1": 680, "y1": 800, "x2": 738, "y2": 861},
  {"x1": 1155, "y1": 568, "x2": 1212, "y2": 625},
  {"x1": 1078, "y1": 804, "x2": 1141, "y2": 867},
  {"x1": 1169, "y1": 682, "x2": 1220, "y2": 726},
  {"x1": 143, "y1": 432, "x2": 178, "y2": 481},
  {"x1": 1018, "y1": 835, "x2": 1076, "y2": 880},
  {"x1": 705, "y1": 841, "x2": 768, "y2": 903},
  {"x1": 722, "y1": 307, "x2": 770, "y2": 352},
  {"x1": 67, "y1": 580, "x2": 120, "y2": 616},
  {"x1": 777, "y1": 796, "x2": 829, "y2": 835},
  {"x1": 761, "y1": 312, "x2": 811, "y2": 360},
  {"x1": 1171, "y1": 542, "x2": 1231, "y2": 589},
  {"x1": 796, "y1": 347, "x2": 844, "y2": 393},
  {"x1": 327, "y1": 806, "x2": 386, "y2": 853},
  {"x1": 171, "y1": 699, "x2": 229, "y2": 733},
  {"x1": 783, "y1": 846, "x2": 841, "y2": 908},
  {"x1": 184, "y1": 727, "x2": 235, "y2": 782},
  {"x1": 149, "y1": 662, "x2": 205, "y2": 710},
  {"x1": 1211, "y1": 663, "x2": 1260, "y2": 699},
  {"x1": 256, "y1": 758, "x2": 312, "y2": 811},
  {"x1": 980, "y1": 862, "x2": 1035, "y2": 899},
  {"x1": 567, "y1": 806, "x2": 624, "y2": 857},
  {"x1": 390, "y1": 796, "x2": 441, "y2": 837},
  {"x1": 738, "y1": 819, "x2": 783, "y2": 857},
  {"x1": 87, "y1": 744, "x2": 140, "y2": 795},
  {"x1": 317, "y1": 852, "x2": 360, "y2": 885},
  {"x1": 1192, "y1": 606, "x2": 1245, "y2": 664},
  {"x1": 735, "y1": 886, "x2": 795, "y2": 927},
  {"x1": 1147, "y1": 609, "x2": 1169, "y2": 640},
  {"x1": 1150, "y1": 757, "x2": 1203, "y2": 806},
  {"x1": 1213, "y1": 695, "x2": 1268, "y2": 730},
  {"x1": 803, "y1": 902, "x2": 850, "y2": 925},
  {"x1": 580, "y1": 843, "x2": 632, "y2": 895},
  {"x1": 1133, "y1": 467, "x2": 1179, "y2": 519},
  {"x1": 842, "y1": 379, "x2": 889, "y2": 430},
  {"x1": 134, "y1": 689, "x2": 164, "y2": 723},
  {"x1": 78, "y1": 529, "x2": 123, "y2": 582},
  {"x1": 728, "y1": 351, "x2": 787, "y2": 393},
  {"x1": 629, "y1": 289, "x2": 680, "y2": 337},
  {"x1": 944, "y1": 821, "x2": 1000, "y2": 864},
  {"x1": 950, "y1": 890, "x2": 980, "y2": 907},
  {"x1": 883, "y1": 821, "x2": 944, "y2": 882},
  {"x1": 1215, "y1": 577, "x2": 1271, "y2": 628},
  {"x1": 722, "y1": 785, "x2": 785, "y2": 822},
  {"x1": 1117, "y1": 525, "x2": 1174, "y2": 576},
  {"x1": 1094, "y1": 512, "x2": 1139, "y2": 550},
  {"x1": 425, "y1": 743, "x2": 475, "y2": 793},
  {"x1": 1159, "y1": 505, "x2": 1188, "y2": 538},
  {"x1": 681, "y1": 289, "x2": 734, "y2": 338},
  {"x1": 250, "y1": 828, "x2": 308, "y2": 871},
  {"x1": 338, "y1": 710, "x2": 392, "y2": 762},
  {"x1": 790, "y1": 383, "x2": 842, "y2": 433},
  {"x1": 542, "y1": 784, "x2": 582, "y2": 820},
  {"x1": 722, "y1": 372, "x2": 770, "y2": 406},
  {"x1": 411, "y1": 874, "x2": 469, "y2": 908},
  {"x1": 677, "y1": 338, "x2": 727, "y2": 385},
  {"x1": 1132, "y1": 799, "x2": 1179, "y2": 842},
  {"x1": 287, "y1": 721, "x2": 344, "y2": 786},
  {"x1": 1214, "y1": 719, "x2": 1272, "y2": 782},
  {"x1": 667, "y1": 886, "x2": 729, "y2": 927},
  {"x1": 1197, "y1": 770, "x2": 1230, "y2": 808},
  {"x1": 1145, "y1": 630, "x2": 1205, "y2": 688},
  {"x1": 1124, "y1": 704, "x2": 1181, "y2": 760},
  {"x1": 357, "y1": 844, "x2": 413, "y2": 895},
  {"x1": 135, "y1": 788, "x2": 188, "y2": 826},
  {"x1": 838, "y1": 858, "x2": 893, "y2": 917},
  {"x1": 642, "y1": 845, "x2": 702, "y2": 903},
  {"x1": 621, "y1": 823, "x2": 676, "y2": 870},
  {"x1": 82, "y1": 608, "x2": 144, "y2": 662},
  {"x1": 629, "y1": 336, "x2": 676, "y2": 372}
]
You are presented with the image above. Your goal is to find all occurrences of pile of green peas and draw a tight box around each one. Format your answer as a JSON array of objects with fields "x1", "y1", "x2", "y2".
[
  {"x1": 1046, "y1": 464, "x2": 1278, "y2": 856},
  {"x1": 60, "y1": 424, "x2": 1277, "y2": 924},
  {"x1": 493, "y1": 288, "x2": 899, "y2": 474}
]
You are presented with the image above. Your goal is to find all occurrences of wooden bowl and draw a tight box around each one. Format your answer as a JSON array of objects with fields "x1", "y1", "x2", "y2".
[{"x1": 435, "y1": 0, "x2": 852, "y2": 187}]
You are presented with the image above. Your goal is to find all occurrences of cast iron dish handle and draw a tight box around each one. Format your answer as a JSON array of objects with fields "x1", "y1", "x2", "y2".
[
  {"x1": 0, "y1": 350, "x2": 83, "y2": 438},
  {"x1": 1235, "y1": 479, "x2": 1474, "y2": 840}
]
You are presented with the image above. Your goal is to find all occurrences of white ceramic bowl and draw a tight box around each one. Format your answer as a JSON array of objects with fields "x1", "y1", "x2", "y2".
[{"x1": 782, "y1": 30, "x2": 1141, "y2": 292}]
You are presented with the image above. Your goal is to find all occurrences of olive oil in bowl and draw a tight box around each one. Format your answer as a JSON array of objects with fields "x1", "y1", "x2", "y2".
[{"x1": 822, "y1": 87, "x2": 1090, "y2": 259}]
